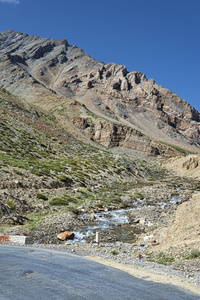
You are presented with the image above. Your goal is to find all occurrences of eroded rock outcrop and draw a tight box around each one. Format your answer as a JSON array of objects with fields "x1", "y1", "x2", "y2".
[
  {"x1": 71, "y1": 116, "x2": 178, "y2": 157},
  {"x1": 0, "y1": 30, "x2": 199, "y2": 155}
]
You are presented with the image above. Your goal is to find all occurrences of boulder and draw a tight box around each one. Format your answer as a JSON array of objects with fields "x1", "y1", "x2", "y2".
[
  {"x1": 89, "y1": 214, "x2": 96, "y2": 221},
  {"x1": 57, "y1": 231, "x2": 75, "y2": 241}
]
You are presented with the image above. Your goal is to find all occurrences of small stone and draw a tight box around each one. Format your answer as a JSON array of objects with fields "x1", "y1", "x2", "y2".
[
  {"x1": 64, "y1": 241, "x2": 72, "y2": 245},
  {"x1": 89, "y1": 214, "x2": 96, "y2": 221},
  {"x1": 86, "y1": 81, "x2": 92, "y2": 89}
]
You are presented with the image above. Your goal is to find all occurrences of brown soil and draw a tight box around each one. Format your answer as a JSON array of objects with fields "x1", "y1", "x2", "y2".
[
  {"x1": 163, "y1": 154, "x2": 200, "y2": 180},
  {"x1": 151, "y1": 192, "x2": 200, "y2": 253},
  {"x1": 150, "y1": 155, "x2": 200, "y2": 254}
]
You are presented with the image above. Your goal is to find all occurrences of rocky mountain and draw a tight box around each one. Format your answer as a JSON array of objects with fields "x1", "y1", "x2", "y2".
[
  {"x1": 1, "y1": 30, "x2": 200, "y2": 284},
  {"x1": 0, "y1": 30, "x2": 199, "y2": 157}
]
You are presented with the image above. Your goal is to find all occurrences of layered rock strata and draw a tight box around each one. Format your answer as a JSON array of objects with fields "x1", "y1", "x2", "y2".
[{"x1": 0, "y1": 30, "x2": 199, "y2": 154}]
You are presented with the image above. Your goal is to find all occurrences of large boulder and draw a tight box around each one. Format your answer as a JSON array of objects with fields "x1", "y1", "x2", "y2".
[{"x1": 57, "y1": 231, "x2": 75, "y2": 241}]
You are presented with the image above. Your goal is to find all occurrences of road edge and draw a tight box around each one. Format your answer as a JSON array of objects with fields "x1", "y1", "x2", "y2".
[{"x1": 85, "y1": 255, "x2": 200, "y2": 295}]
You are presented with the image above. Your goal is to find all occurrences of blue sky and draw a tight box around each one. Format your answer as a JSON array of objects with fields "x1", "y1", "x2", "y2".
[{"x1": 0, "y1": 0, "x2": 199, "y2": 112}]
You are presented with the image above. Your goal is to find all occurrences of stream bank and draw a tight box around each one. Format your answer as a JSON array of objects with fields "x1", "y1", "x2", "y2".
[{"x1": 2, "y1": 179, "x2": 200, "y2": 290}]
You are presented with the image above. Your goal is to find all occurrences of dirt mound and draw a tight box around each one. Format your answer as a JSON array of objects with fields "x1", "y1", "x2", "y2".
[
  {"x1": 151, "y1": 154, "x2": 200, "y2": 254},
  {"x1": 152, "y1": 192, "x2": 200, "y2": 252},
  {"x1": 163, "y1": 154, "x2": 200, "y2": 180}
]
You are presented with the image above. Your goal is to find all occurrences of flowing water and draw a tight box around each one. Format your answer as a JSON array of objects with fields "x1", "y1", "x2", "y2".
[
  {"x1": 73, "y1": 208, "x2": 140, "y2": 243},
  {"x1": 70, "y1": 194, "x2": 184, "y2": 243}
]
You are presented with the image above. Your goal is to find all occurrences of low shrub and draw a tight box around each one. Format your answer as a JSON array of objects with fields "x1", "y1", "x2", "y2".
[
  {"x1": 6, "y1": 200, "x2": 16, "y2": 210},
  {"x1": 49, "y1": 198, "x2": 69, "y2": 206},
  {"x1": 36, "y1": 193, "x2": 48, "y2": 201},
  {"x1": 157, "y1": 252, "x2": 174, "y2": 265},
  {"x1": 13, "y1": 169, "x2": 23, "y2": 176},
  {"x1": 31, "y1": 169, "x2": 43, "y2": 176},
  {"x1": 132, "y1": 193, "x2": 144, "y2": 199},
  {"x1": 186, "y1": 249, "x2": 200, "y2": 259},
  {"x1": 57, "y1": 175, "x2": 73, "y2": 184},
  {"x1": 110, "y1": 250, "x2": 118, "y2": 255}
]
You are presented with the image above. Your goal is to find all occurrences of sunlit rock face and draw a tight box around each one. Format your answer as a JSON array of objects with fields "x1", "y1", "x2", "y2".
[{"x1": 0, "y1": 30, "x2": 199, "y2": 155}]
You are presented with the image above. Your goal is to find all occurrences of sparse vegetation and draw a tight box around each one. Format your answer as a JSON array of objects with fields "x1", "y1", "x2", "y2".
[
  {"x1": 186, "y1": 249, "x2": 200, "y2": 259},
  {"x1": 49, "y1": 198, "x2": 69, "y2": 206},
  {"x1": 0, "y1": 87, "x2": 10, "y2": 94},
  {"x1": 57, "y1": 175, "x2": 73, "y2": 184},
  {"x1": 6, "y1": 200, "x2": 16, "y2": 210},
  {"x1": 157, "y1": 252, "x2": 175, "y2": 265},
  {"x1": 26, "y1": 210, "x2": 51, "y2": 230},
  {"x1": 110, "y1": 250, "x2": 118, "y2": 255},
  {"x1": 36, "y1": 193, "x2": 48, "y2": 201},
  {"x1": 161, "y1": 142, "x2": 195, "y2": 156},
  {"x1": 132, "y1": 192, "x2": 144, "y2": 199},
  {"x1": 13, "y1": 169, "x2": 23, "y2": 176},
  {"x1": 146, "y1": 252, "x2": 175, "y2": 265}
]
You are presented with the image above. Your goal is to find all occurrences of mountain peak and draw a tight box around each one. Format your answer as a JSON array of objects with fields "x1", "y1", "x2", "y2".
[{"x1": 0, "y1": 30, "x2": 199, "y2": 155}]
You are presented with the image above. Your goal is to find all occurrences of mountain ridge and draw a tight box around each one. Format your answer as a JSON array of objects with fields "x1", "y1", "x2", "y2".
[{"x1": 0, "y1": 30, "x2": 199, "y2": 156}]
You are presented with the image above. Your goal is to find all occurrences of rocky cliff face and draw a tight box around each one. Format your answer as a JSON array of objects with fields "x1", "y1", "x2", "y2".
[{"x1": 0, "y1": 30, "x2": 199, "y2": 156}]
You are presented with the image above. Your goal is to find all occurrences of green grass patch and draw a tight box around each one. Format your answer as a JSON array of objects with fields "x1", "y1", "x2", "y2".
[
  {"x1": 26, "y1": 211, "x2": 51, "y2": 230},
  {"x1": 146, "y1": 252, "x2": 175, "y2": 265}
]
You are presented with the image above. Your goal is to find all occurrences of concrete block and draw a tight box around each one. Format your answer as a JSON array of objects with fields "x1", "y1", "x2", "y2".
[{"x1": 10, "y1": 236, "x2": 33, "y2": 245}]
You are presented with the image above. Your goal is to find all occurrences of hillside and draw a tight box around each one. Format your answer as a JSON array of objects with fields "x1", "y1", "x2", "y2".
[
  {"x1": 0, "y1": 30, "x2": 199, "y2": 157},
  {"x1": 0, "y1": 85, "x2": 165, "y2": 226},
  {"x1": 163, "y1": 154, "x2": 200, "y2": 180},
  {"x1": 151, "y1": 192, "x2": 200, "y2": 253}
]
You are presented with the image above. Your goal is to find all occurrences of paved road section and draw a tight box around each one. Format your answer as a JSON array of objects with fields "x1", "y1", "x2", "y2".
[{"x1": 0, "y1": 245, "x2": 199, "y2": 300}]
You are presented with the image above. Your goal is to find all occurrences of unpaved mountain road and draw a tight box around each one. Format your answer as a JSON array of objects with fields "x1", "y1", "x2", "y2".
[{"x1": 0, "y1": 245, "x2": 199, "y2": 300}]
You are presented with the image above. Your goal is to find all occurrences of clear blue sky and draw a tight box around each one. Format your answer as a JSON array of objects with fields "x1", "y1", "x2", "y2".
[{"x1": 0, "y1": 0, "x2": 199, "y2": 112}]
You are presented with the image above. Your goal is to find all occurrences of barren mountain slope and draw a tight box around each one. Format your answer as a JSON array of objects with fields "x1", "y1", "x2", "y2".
[
  {"x1": 151, "y1": 192, "x2": 200, "y2": 255},
  {"x1": 0, "y1": 30, "x2": 199, "y2": 156},
  {"x1": 163, "y1": 154, "x2": 200, "y2": 180}
]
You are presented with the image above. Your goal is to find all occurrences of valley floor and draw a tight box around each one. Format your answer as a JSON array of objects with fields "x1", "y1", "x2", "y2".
[
  {"x1": 1, "y1": 177, "x2": 200, "y2": 294},
  {"x1": 1, "y1": 156, "x2": 200, "y2": 294}
]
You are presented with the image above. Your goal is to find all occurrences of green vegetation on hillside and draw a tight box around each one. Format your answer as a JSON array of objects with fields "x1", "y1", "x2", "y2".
[
  {"x1": 0, "y1": 87, "x2": 165, "y2": 188},
  {"x1": 0, "y1": 87, "x2": 170, "y2": 233}
]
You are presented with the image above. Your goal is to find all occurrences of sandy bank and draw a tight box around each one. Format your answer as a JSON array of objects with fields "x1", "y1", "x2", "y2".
[{"x1": 86, "y1": 256, "x2": 200, "y2": 295}]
